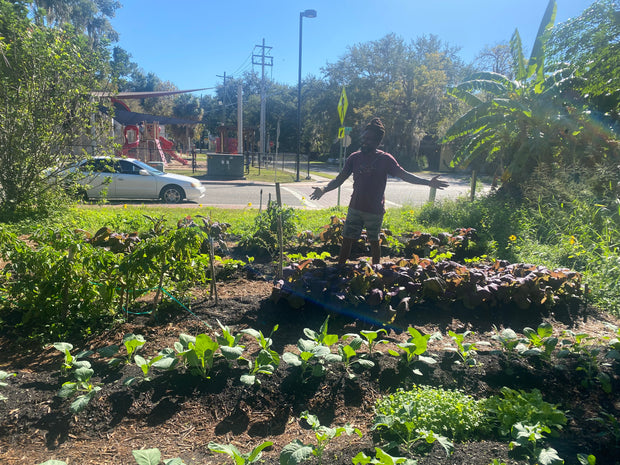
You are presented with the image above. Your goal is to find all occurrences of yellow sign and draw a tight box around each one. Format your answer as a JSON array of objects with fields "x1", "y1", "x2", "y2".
[
  {"x1": 338, "y1": 127, "x2": 345, "y2": 139},
  {"x1": 337, "y1": 86, "x2": 348, "y2": 125}
]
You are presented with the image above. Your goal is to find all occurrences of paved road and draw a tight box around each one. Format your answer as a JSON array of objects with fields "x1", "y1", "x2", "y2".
[
  {"x1": 196, "y1": 171, "x2": 487, "y2": 210},
  {"x1": 87, "y1": 164, "x2": 488, "y2": 209}
]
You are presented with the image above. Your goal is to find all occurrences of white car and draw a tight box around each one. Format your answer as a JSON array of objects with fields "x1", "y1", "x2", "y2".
[{"x1": 72, "y1": 157, "x2": 206, "y2": 203}]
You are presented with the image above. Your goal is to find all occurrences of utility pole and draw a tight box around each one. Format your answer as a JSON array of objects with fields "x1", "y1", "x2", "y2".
[
  {"x1": 237, "y1": 84, "x2": 243, "y2": 156},
  {"x1": 216, "y1": 71, "x2": 229, "y2": 125},
  {"x1": 252, "y1": 39, "x2": 272, "y2": 160},
  {"x1": 216, "y1": 72, "x2": 230, "y2": 153}
]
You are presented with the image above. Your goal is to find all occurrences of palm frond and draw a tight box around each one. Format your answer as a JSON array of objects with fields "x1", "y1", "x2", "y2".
[
  {"x1": 465, "y1": 72, "x2": 519, "y2": 91},
  {"x1": 446, "y1": 86, "x2": 484, "y2": 107},
  {"x1": 528, "y1": 0, "x2": 557, "y2": 81},
  {"x1": 510, "y1": 29, "x2": 527, "y2": 81},
  {"x1": 451, "y1": 78, "x2": 510, "y2": 98}
]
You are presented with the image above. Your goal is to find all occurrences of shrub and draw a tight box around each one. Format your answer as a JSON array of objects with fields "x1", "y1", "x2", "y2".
[{"x1": 237, "y1": 201, "x2": 298, "y2": 258}]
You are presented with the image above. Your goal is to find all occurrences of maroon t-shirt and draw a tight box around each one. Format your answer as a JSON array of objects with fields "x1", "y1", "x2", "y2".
[{"x1": 335, "y1": 149, "x2": 404, "y2": 214}]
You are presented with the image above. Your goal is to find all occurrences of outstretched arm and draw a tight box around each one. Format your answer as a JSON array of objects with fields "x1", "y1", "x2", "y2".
[
  {"x1": 397, "y1": 169, "x2": 449, "y2": 190},
  {"x1": 310, "y1": 166, "x2": 352, "y2": 200}
]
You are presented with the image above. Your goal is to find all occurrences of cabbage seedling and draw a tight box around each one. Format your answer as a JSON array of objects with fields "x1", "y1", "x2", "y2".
[
  {"x1": 52, "y1": 342, "x2": 93, "y2": 375},
  {"x1": 280, "y1": 411, "x2": 361, "y2": 465},
  {"x1": 208, "y1": 440, "x2": 273, "y2": 464},
  {"x1": 57, "y1": 367, "x2": 102, "y2": 413}
]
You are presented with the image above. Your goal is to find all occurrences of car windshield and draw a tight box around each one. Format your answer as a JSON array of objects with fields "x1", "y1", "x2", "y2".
[{"x1": 130, "y1": 159, "x2": 164, "y2": 174}]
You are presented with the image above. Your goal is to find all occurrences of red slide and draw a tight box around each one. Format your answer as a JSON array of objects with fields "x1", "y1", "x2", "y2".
[{"x1": 159, "y1": 136, "x2": 188, "y2": 165}]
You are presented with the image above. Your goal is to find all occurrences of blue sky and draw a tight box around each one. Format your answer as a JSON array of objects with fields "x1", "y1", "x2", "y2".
[{"x1": 109, "y1": 1, "x2": 595, "y2": 94}]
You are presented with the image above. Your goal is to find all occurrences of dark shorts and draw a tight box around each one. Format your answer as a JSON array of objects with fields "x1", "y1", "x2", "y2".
[{"x1": 343, "y1": 208, "x2": 384, "y2": 241}]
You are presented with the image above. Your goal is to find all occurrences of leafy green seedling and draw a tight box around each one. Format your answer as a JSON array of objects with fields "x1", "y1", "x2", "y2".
[
  {"x1": 240, "y1": 325, "x2": 280, "y2": 385},
  {"x1": 283, "y1": 338, "x2": 331, "y2": 381},
  {"x1": 328, "y1": 333, "x2": 375, "y2": 378},
  {"x1": 414, "y1": 429, "x2": 454, "y2": 457},
  {"x1": 57, "y1": 366, "x2": 102, "y2": 413},
  {"x1": 352, "y1": 446, "x2": 418, "y2": 465},
  {"x1": 491, "y1": 327, "x2": 521, "y2": 354},
  {"x1": 360, "y1": 328, "x2": 388, "y2": 355},
  {"x1": 388, "y1": 327, "x2": 435, "y2": 375},
  {"x1": 448, "y1": 330, "x2": 478, "y2": 367},
  {"x1": 485, "y1": 387, "x2": 567, "y2": 438},
  {"x1": 174, "y1": 333, "x2": 219, "y2": 378},
  {"x1": 132, "y1": 448, "x2": 185, "y2": 464},
  {"x1": 509, "y1": 422, "x2": 564, "y2": 465},
  {"x1": 521, "y1": 323, "x2": 558, "y2": 359},
  {"x1": 208, "y1": 440, "x2": 273, "y2": 464},
  {"x1": 372, "y1": 408, "x2": 454, "y2": 458},
  {"x1": 100, "y1": 333, "x2": 147, "y2": 367},
  {"x1": 241, "y1": 325, "x2": 279, "y2": 353},
  {"x1": 124, "y1": 349, "x2": 177, "y2": 385},
  {"x1": 558, "y1": 330, "x2": 610, "y2": 392},
  {"x1": 303, "y1": 316, "x2": 339, "y2": 347},
  {"x1": 216, "y1": 320, "x2": 246, "y2": 365},
  {"x1": 280, "y1": 411, "x2": 362, "y2": 465},
  {"x1": 53, "y1": 342, "x2": 93, "y2": 375}
]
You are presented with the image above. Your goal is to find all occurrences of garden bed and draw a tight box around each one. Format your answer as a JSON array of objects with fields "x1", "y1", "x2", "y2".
[{"x1": 0, "y1": 261, "x2": 619, "y2": 465}]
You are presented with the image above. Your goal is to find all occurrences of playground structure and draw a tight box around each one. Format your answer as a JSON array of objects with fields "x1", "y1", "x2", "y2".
[
  {"x1": 114, "y1": 98, "x2": 189, "y2": 167},
  {"x1": 96, "y1": 89, "x2": 258, "y2": 178}
]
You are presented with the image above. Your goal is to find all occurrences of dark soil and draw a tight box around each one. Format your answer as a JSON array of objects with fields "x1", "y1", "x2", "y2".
[{"x1": 1, "y1": 262, "x2": 619, "y2": 465}]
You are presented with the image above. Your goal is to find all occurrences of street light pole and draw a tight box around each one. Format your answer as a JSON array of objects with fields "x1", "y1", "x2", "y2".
[{"x1": 296, "y1": 9, "x2": 316, "y2": 182}]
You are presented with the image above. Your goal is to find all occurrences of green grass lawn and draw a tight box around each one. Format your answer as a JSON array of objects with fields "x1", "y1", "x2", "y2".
[{"x1": 166, "y1": 161, "x2": 336, "y2": 183}]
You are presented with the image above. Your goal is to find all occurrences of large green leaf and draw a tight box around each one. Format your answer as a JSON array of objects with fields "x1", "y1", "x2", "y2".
[
  {"x1": 247, "y1": 441, "x2": 273, "y2": 463},
  {"x1": 538, "y1": 68, "x2": 575, "y2": 96},
  {"x1": 208, "y1": 442, "x2": 243, "y2": 464},
  {"x1": 132, "y1": 448, "x2": 161, "y2": 465},
  {"x1": 450, "y1": 78, "x2": 510, "y2": 99},
  {"x1": 528, "y1": 0, "x2": 557, "y2": 81},
  {"x1": 443, "y1": 102, "x2": 495, "y2": 140},
  {"x1": 537, "y1": 446, "x2": 564, "y2": 465},
  {"x1": 280, "y1": 440, "x2": 314, "y2": 465},
  {"x1": 463, "y1": 71, "x2": 518, "y2": 92},
  {"x1": 447, "y1": 86, "x2": 484, "y2": 107},
  {"x1": 510, "y1": 29, "x2": 527, "y2": 81}
]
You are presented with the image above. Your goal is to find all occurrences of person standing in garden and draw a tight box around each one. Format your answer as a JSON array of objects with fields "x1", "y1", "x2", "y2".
[{"x1": 310, "y1": 117, "x2": 448, "y2": 266}]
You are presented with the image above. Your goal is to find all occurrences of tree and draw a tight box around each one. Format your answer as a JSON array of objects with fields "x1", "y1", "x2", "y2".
[
  {"x1": 168, "y1": 93, "x2": 204, "y2": 146},
  {"x1": 0, "y1": 0, "x2": 113, "y2": 214},
  {"x1": 31, "y1": 0, "x2": 120, "y2": 44},
  {"x1": 546, "y1": 0, "x2": 620, "y2": 116},
  {"x1": 474, "y1": 42, "x2": 514, "y2": 77},
  {"x1": 322, "y1": 33, "x2": 467, "y2": 169},
  {"x1": 109, "y1": 46, "x2": 139, "y2": 90},
  {"x1": 441, "y1": 0, "x2": 614, "y2": 183}
]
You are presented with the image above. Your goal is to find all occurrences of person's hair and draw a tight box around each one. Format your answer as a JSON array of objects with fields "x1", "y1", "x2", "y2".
[{"x1": 366, "y1": 117, "x2": 385, "y2": 140}]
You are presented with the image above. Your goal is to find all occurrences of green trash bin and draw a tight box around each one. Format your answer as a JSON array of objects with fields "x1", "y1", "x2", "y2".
[{"x1": 207, "y1": 154, "x2": 245, "y2": 179}]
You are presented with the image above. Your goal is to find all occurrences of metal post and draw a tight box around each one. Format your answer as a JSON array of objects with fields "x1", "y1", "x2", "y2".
[
  {"x1": 296, "y1": 9, "x2": 316, "y2": 182},
  {"x1": 237, "y1": 84, "x2": 243, "y2": 156},
  {"x1": 296, "y1": 13, "x2": 303, "y2": 182}
]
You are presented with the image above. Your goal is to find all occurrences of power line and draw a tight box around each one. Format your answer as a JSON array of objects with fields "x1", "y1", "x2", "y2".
[{"x1": 232, "y1": 52, "x2": 253, "y2": 76}]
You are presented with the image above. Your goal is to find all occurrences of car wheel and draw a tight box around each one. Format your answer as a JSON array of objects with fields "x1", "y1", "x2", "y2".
[{"x1": 160, "y1": 185, "x2": 184, "y2": 203}]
